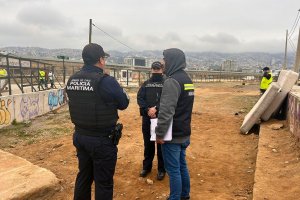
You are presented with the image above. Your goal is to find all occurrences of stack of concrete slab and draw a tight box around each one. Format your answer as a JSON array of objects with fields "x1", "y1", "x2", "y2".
[
  {"x1": 0, "y1": 149, "x2": 60, "y2": 200},
  {"x1": 261, "y1": 70, "x2": 299, "y2": 121},
  {"x1": 240, "y1": 70, "x2": 299, "y2": 134},
  {"x1": 240, "y1": 82, "x2": 281, "y2": 134}
]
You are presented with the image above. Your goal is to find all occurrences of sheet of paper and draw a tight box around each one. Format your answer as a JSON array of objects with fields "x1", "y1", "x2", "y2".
[{"x1": 150, "y1": 118, "x2": 172, "y2": 141}]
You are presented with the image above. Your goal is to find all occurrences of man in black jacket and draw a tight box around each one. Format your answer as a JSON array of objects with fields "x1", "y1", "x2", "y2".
[
  {"x1": 156, "y1": 48, "x2": 194, "y2": 200},
  {"x1": 137, "y1": 61, "x2": 166, "y2": 180},
  {"x1": 66, "y1": 43, "x2": 129, "y2": 200}
]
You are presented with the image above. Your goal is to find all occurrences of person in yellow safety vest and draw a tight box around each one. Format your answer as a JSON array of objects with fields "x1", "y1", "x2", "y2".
[
  {"x1": 0, "y1": 69, "x2": 7, "y2": 77},
  {"x1": 260, "y1": 67, "x2": 273, "y2": 94},
  {"x1": 39, "y1": 69, "x2": 47, "y2": 88},
  {"x1": 0, "y1": 68, "x2": 8, "y2": 90}
]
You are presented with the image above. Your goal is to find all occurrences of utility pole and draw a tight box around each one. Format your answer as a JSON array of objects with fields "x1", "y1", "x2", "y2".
[
  {"x1": 57, "y1": 55, "x2": 69, "y2": 84},
  {"x1": 283, "y1": 30, "x2": 288, "y2": 70},
  {"x1": 294, "y1": 27, "x2": 300, "y2": 73},
  {"x1": 89, "y1": 19, "x2": 92, "y2": 44}
]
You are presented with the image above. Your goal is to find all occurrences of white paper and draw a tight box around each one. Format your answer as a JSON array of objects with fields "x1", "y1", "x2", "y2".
[{"x1": 150, "y1": 118, "x2": 172, "y2": 141}]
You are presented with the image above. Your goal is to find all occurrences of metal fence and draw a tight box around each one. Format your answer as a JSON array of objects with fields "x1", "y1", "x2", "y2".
[
  {"x1": 0, "y1": 53, "x2": 66, "y2": 96},
  {"x1": 0, "y1": 53, "x2": 261, "y2": 96}
]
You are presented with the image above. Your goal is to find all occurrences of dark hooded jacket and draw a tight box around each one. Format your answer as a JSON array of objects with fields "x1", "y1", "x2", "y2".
[{"x1": 155, "y1": 48, "x2": 194, "y2": 143}]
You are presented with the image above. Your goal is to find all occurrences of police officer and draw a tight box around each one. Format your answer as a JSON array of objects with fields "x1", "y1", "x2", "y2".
[
  {"x1": 66, "y1": 43, "x2": 129, "y2": 200},
  {"x1": 137, "y1": 61, "x2": 166, "y2": 180},
  {"x1": 260, "y1": 66, "x2": 273, "y2": 94}
]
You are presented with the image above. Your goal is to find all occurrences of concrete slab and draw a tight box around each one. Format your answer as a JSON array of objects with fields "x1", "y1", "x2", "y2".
[
  {"x1": 261, "y1": 70, "x2": 298, "y2": 121},
  {"x1": 240, "y1": 82, "x2": 281, "y2": 134},
  {"x1": 0, "y1": 150, "x2": 59, "y2": 200}
]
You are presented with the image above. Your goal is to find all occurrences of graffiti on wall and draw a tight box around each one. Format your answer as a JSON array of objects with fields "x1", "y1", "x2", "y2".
[
  {"x1": 48, "y1": 89, "x2": 66, "y2": 110},
  {"x1": 288, "y1": 94, "x2": 300, "y2": 139},
  {"x1": 20, "y1": 95, "x2": 39, "y2": 120},
  {"x1": 0, "y1": 98, "x2": 12, "y2": 125}
]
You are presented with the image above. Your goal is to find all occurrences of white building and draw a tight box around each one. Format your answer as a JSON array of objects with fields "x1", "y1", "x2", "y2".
[
  {"x1": 124, "y1": 57, "x2": 146, "y2": 66},
  {"x1": 222, "y1": 60, "x2": 238, "y2": 71}
]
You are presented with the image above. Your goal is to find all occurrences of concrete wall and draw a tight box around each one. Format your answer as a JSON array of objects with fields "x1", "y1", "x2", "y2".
[
  {"x1": 288, "y1": 86, "x2": 300, "y2": 139},
  {"x1": 0, "y1": 88, "x2": 66, "y2": 128}
]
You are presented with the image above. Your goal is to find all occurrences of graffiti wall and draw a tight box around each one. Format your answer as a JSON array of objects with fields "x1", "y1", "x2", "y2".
[
  {"x1": 0, "y1": 97, "x2": 14, "y2": 126},
  {"x1": 0, "y1": 89, "x2": 66, "y2": 128},
  {"x1": 288, "y1": 92, "x2": 300, "y2": 139},
  {"x1": 48, "y1": 89, "x2": 66, "y2": 110}
]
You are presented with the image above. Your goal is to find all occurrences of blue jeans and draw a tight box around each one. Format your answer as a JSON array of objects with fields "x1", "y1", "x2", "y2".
[{"x1": 162, "y1": 140, "x2": 190, "y2": 200}]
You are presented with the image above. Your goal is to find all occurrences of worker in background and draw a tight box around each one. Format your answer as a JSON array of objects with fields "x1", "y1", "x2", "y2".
[
  {"x1": 48, "y1": 71, "x2": 54, "y2": 88},
  {"x1": 0, "y1": 68, "x2": 8, "y2": 90},
  {"x1": 260, "y1": 67, "x2": 273, "y2": 94},
  {"x1": 39, "y1": 69, "x2": 47, "y2": 89}
]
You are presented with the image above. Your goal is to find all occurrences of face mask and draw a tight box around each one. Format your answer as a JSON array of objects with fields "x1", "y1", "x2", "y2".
[{"x1": 151, "y1": 73, "x2": 163, "y2": 82}]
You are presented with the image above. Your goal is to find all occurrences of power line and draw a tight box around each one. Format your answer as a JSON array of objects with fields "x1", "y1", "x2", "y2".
[
  {"x1": 92, "y1": 23, "x2": 137, "y2": 52},
  {"x1": 288, "y1": 38, "x2": 297, "y2": 54},
  {"x1": 288, "y1": 9, "x2": 300, "y2": 39}
]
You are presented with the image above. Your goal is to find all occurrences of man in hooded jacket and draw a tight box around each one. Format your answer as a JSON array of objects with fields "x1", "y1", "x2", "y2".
[{"x1": 155, "y1": 48, "x2": 194, "y2": 200}]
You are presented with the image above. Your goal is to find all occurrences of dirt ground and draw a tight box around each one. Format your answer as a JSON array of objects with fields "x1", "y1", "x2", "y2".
[{"x1": 0, "y1": 82, "x2": 277, "y2": 200}]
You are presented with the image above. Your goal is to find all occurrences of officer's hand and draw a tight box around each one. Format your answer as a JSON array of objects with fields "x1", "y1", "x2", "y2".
[
  {"x1": 148, "y1": 107, "x2": 157, "y2": 118},
  {"x1": 156, "y1": 137, "x2": 164, "y2": 144}
]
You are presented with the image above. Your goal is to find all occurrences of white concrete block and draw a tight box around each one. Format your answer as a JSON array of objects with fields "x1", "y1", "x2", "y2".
[
  {"x1": 240, "y1": 82, "x2": 281, "y2": 134},
  {"x1": 0, "y1": 150, "x2": 59, "y2": 200},
  {"x1": 261, "y1": 70, "x2": 298, "y2": 121}
]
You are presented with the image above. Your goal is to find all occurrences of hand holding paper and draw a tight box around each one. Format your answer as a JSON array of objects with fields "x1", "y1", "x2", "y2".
[{"x1": 150, "y1": 118, "x2": 172, "y2": 141}]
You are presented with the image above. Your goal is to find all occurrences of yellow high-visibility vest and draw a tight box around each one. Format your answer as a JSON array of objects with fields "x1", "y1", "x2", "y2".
[
  {"x1": 260, "y1": 72, "x2": 273, "y2": 90},
  {"x1": 39, "y1": 70, "x2": 45, "y2": 80},
  {"x1": 0, "y1": 69, "x2": 7, "y2": 77}
]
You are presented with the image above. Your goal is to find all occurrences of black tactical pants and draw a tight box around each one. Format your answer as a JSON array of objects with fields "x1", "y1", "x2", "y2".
[
  {"x1": 73, "y1": 132, "x2": 117, "y2": 200},
  {"x1": 142, "y1": 116, "x2": 165, "y2": 172}
]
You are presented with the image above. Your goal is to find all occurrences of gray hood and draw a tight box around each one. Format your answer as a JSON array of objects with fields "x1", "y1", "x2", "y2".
[{"x1": 163, "y1": 48, "x2": 186, "y2": 76}]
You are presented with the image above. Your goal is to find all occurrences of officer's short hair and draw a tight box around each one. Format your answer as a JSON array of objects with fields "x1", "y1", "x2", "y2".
[
  {"x1": 82, "y1": 43, "x2": 109, "y2": 65},
  {"x1": 151, "y1": 61, "x2": 163, "y2": 70}
]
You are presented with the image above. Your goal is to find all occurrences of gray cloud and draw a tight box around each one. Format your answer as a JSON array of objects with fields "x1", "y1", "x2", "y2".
[
  {"x1": 198, "y1": 33, "x2": 240, "y2": 44},
  {"x1": 17, "y1": 5, "x2": 71, "y2": 29},
  {"x1": 0, "y1": 0, "x2": 298, "y2": 53}
]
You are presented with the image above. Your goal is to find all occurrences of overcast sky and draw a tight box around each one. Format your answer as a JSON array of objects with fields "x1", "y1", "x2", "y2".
[{"x1": 0, "y1": 0, "x2": 299, "y2": 53}]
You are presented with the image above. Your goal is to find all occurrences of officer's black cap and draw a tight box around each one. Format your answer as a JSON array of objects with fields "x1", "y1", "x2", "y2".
[
  {"x1": 151, "y1": 61, "x2": 163, "y2": 70},
  {"x1": 263, "y1": 67, "x2": 270, "y2": 71},
  {"x1": 82, "y1": 43, "x2": 110, "y2": 65}
]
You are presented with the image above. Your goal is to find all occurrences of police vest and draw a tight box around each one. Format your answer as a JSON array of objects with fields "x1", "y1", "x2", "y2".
[
  {"x1": 170, "y1": 70, "x2": 194, "y2": 138},
  {"x1": 260, "y1": 72, "x2": 273, "y2": 90},
  {"x1": 66, "y1": 70, "x2": 118, "y2": 136},
  {"x1": 144, "y1": 77, "x2": 164, "y2": 108}
]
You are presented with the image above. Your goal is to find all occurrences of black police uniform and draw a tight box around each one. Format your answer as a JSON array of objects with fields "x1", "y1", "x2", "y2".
[
  {"x1": 66, "y1": 65, "x2": 129, "y2": 200},
  {"x1": 137, "y1": 73, "x2": 165, "y2": 174}
]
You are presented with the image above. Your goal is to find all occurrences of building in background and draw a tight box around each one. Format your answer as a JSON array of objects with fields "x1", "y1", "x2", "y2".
[
  {"x1": 222, "y1": 60, "x2": 238, "y2": 71},
  {"x1": 124, "y1": 57, "x2": 146, "y2": 67}
]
